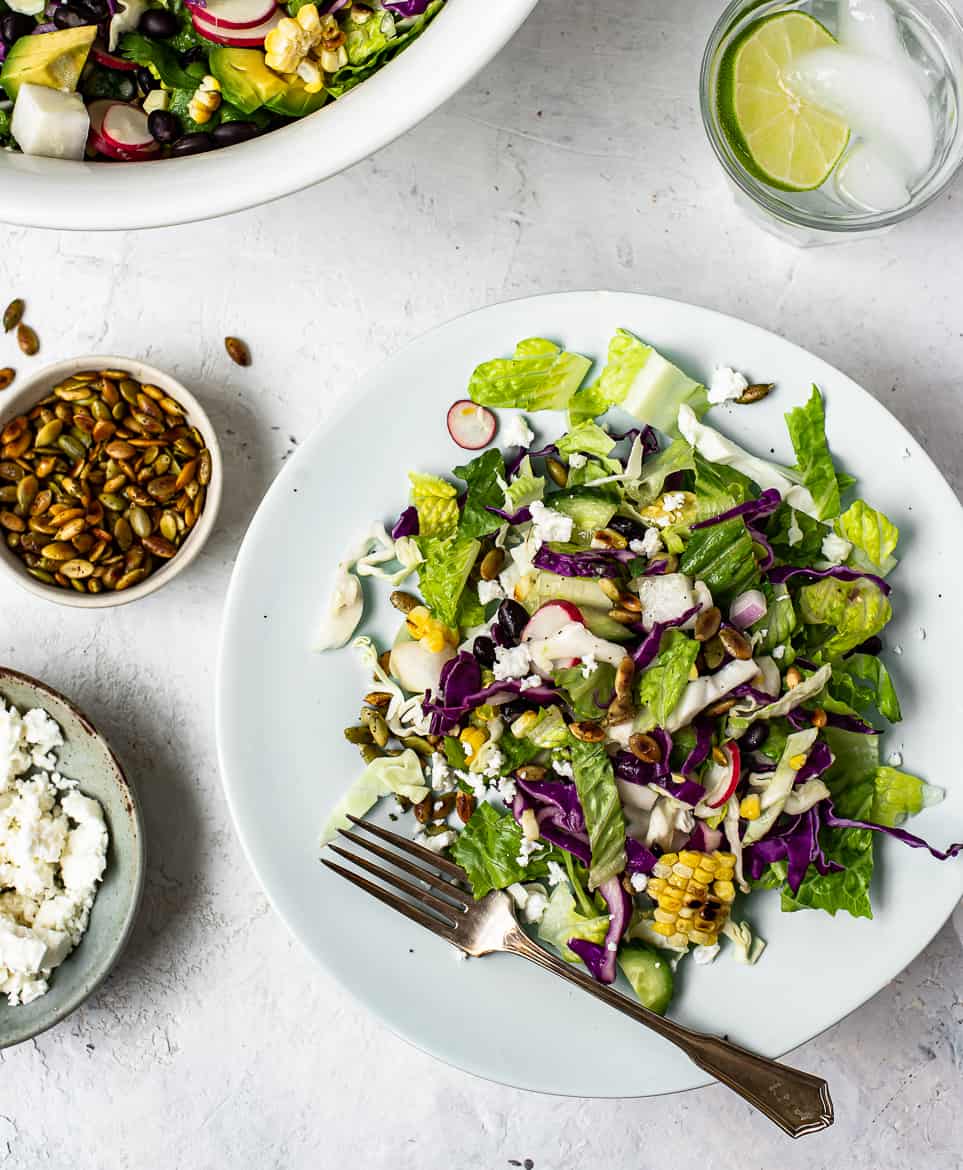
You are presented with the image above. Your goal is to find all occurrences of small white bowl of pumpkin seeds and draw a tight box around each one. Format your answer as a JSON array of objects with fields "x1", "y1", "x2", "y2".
[{"x1": 0, "y1": 355, "x2": 222, "y2": 608}]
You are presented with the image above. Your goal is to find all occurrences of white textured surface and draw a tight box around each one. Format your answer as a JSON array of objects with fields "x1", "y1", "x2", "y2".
[{"x1": 0, "y1": 0, "x2": 960, "y2": 1164}]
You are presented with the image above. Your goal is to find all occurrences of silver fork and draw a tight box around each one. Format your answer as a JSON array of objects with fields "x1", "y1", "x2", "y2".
[{"x1": 324, "y1": 815, "x2": 834, "y2": 1138}]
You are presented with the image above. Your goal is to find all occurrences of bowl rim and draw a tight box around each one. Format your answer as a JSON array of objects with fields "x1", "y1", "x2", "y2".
[
  {"x1": 0, "y1": 666, "x2": 146, "y2": 1049},
  {"x1": 0, "y1": 0, "x2": 540, "y2": 231},
  {"x1": 0, "y1": 354, "x2": 223, "y2": 609}
]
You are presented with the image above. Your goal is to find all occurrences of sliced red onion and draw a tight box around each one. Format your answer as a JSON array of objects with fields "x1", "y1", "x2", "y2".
[{"x1": 729, "y1": 588, "x2": 767, "y2": 630}]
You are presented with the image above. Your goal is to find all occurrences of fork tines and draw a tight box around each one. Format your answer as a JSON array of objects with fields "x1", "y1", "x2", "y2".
[{"x1": 322, "y1": 815, "x2": 470, "y2": 942}]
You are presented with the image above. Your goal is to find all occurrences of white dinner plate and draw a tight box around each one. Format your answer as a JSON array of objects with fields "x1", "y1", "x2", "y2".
[{"x1": 216, "y1": 291, "x2": 963, "y2": 1097}]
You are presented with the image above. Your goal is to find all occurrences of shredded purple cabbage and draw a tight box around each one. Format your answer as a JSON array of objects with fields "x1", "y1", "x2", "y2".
[
  {"x1": 568, "y1": 877, "x2": 631, "y2": 984},
  {"x1": 513, "y1": 779, "x2": 590, "y2": 864},
  {"x1": 822, "y1": 800, "x2": 963, "y2": 861},
  {"x1": 485, "y1": 504, "x2": 532, "y2": 525},
  {"x1": 630, "y1": 606, "x2": 700, "y2": 668},
  {"x1": 692, "y1": 488, "x2": 782, "y2": 530},
  {"x1": 614, "y1": 729, "x2": 673, "y2": 785},
  {"x1": 768, "y1": 564, "x2": 892, "y2": 596},
  {"x1": 687, "y1": 821, "x2": 724, "y2": 852},
  {"x1": 659, "y1": 776, "x2": 706, "y2": 805},
  {"x1": 532, "y1": 546, "x2": 635, "y2": 578},
  {"x1": 424, "y1": 652, "x2": 559, "y2": 733},
  {"x1": 681, "y1": 719, "x2": 713, "y2": 773},
  {"x1": 390, "y1": 506, "x2": 419, "y2": 539},
  {"x1": 505, "y1": 442, "x2": 558, "y2": 478},
  {"x1": 642, "y1": 558, "x2": 673, "y2": 576},
  {"x1": 749, "y1": 527, "x2": 776, "y2": 572},
  {"x1": 731, "y1": 683, "x2": 780, "y2": 707},
  {"x1": 625, "y1": 838, "x2": 659, "y2": 875},
  {"x1": 786, "y1": 708, "x2": 878, "y2": 734},
  {"x1": 744, "y1": 808, "x2": 843, "y2": 893},
  {"x1": 795, "y1": 740, "x2": 834, "y2": 784}
]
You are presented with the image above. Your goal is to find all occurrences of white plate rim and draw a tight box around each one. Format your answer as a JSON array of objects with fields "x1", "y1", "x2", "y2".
[{"x1": 215, "y1": 290, "x2": 963, "y2": 1097}]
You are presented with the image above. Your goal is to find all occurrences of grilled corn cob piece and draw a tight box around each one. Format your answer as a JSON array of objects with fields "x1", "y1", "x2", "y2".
[{"x1": 646, "y1": 850, "x2": 737, "y2": 949}]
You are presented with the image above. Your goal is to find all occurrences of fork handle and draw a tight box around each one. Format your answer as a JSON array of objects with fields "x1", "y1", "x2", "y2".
[{"x1": 507, "y1": 929, "x2": 833, "y2": 1138}]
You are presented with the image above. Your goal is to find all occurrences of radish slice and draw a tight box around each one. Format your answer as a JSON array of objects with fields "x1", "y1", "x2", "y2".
[
  {"x1": 447, "y1": 400, "x2": 496, "y2": 450},
  {"x1": 191, "y1": 7, "x2": 281, "y2": 44},
  {"x1": 522, "y1": 601, "x2": 586, "y2": 674},
  {"x1": 102, "y1": 103, "x2": 156, "y2": 151},
  {"x1": 186, "y1": 0, "x2": 276, "y2": 29},
  {"x1": 89, "y1": 101, "x2": 158, "y2": 160},
  {"x1": 90, "y1": 45, "x2": 139, "y2": 72}
]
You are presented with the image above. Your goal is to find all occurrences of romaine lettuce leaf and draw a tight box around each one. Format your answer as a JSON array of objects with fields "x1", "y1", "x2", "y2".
[
  {"x1": 869, "y1": 765, "x2": 932, "y2": 827},
  {"x1": 495, "y1": 729, "x2": 542, "y2": 774},
  {"x1": 452, "y1": 802, "x2": 554, "y2": 898},
  {"x1": 835, "y1": 499, "x2": 899, "y2": 575},
  {"x1": 570, "y1": 739, "x2": 627, "y2": 889},
  {"x1": 325, "y1": 0, "x2": 442, "y2": 98},
  {"x1": 320, "y1": 749, "x2": 429, "y2": 843},
  {"x1": 624, "y1": 438, "x2": 695, "y2": 506},
  {"x1": 537, "y1": 883, "x2": 610, "y2": 962},
  {"x1": 409, "y1": 472, "x2": 458, "y2": 538},
  {"x1": 557, "y1": 421, "x2": 616, "y2": 459},
  {"x1": 751, "y1": 583, "x2": 797, "y2": 654},
  {"x1": 569, "y1": 328, "x2": 708, "y2": 434},
  {"x1": 415, "y1": 535, "x2": 480, "y2": 627},
  {"x1": 521, "y1": 707, "x2": 570, "y2": 748},
  {"x1": 468, "y1": 338, "x2": 591, "y2": 412},
  {"x1": 798, "y1": 576, "x2": 893, "y2": 658},
  {"x1": 679, "y1": 516, "x2": 760, "y2": 604},
  {"x1": 692, "y1": 452, "x2": 756, "y2": 522},
  {"x1": 779, "y1": 823, "x2": 874, "y2": 919},
  {"x1": 830, "y1": 653, "x2": 901, "y2": 722},
  {"x1": 454, "y1": 448, "x2": 505, "y2": 539},
  {"x1": 765, "y1": 501, "x2": 827, "y2": 565},
  {"x1": 727, "y1": 664, "x2": 832, "y2": 737},
  {"x1": 552, "y1": 663, "x2": 617, "y2": 721},
  {"x1": 785, "y1": 386, "x2": 842, "y2": 521},
  {"x1": 636, "y1": 629, "x2": 700, "y2": 727}
]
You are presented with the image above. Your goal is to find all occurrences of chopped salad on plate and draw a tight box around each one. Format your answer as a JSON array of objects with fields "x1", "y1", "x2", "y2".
[
  {"x1": 0, "y1": 0, "x2": 443, "y2": 161},
  {"x1": 317, "y1": 328, "x2": 961, "y2": 1015}
]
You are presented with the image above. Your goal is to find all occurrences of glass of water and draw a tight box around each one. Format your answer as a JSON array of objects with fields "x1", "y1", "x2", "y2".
[{"x1": 700, "y1": 0, "x2": 963, "y2": 244}]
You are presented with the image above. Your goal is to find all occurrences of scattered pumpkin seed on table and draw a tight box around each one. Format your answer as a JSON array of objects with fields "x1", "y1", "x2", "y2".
[
  {"x1": 3, "y1": 299, "x2": 24, "y2": 334},
  {"x1": 0, "y1": 368, "x2": 15, "y2": 391},
  {"x1": 0, "y1": 368, "x2": 213, "y2": 595},
  {"x1": 224, "y1": 337, "x2": 251, "y2": 367},
  {"x1": 16, "y1": 324, "x2": 38, "y2": 356}
]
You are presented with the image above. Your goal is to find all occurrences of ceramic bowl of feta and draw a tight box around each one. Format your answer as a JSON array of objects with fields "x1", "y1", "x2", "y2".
[{"x1": 0, "y1": 668, "x2": 145, "y2": 1049}]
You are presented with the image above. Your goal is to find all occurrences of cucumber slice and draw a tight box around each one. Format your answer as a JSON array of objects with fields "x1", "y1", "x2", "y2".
[
  {"x1": 618, "y1": 942, "x2": 674, "y2": 1014},
  {"x1": 551, "y1": 494, "x2": 618, "y2": 543}
]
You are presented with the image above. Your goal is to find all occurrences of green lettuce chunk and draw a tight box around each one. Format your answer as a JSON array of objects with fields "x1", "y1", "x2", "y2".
[
  {"x1": 537, "y1": 883, "x2": 610, "y2": 962},
  {"x1": 320, "y1": 750, "x2": 428, "y2": 844},
  {"x1": 415, "y1": 535, "x2": 480, "y2": 627},
  {"x1": 636, "y1": 629, "x2": 700, "y2": 727},
  {"x1": 798, "y1": 575, "x2": 892, "y2": 658},
  {"x1": 835, "y1": 499, "x2": 899, "y2": 575},
  {"x1": 552, "y1": 663, "x2": 617, "y2": 721},
  {"x1": 570, "y1": 739, "x2": 626, "y2": 889},
  {"x1": 468, "y1": 338, "x2": 591, "y2": 412},
  {"x1": 452, "y1": 803, "x2": 554, "y2": 898},
  {"x1": 830, "y1": 653, "x2": 901, "y2": 722},
  {"x1": 679, "y1": 516, "x2": 760, "y2": 604},
  {"x1": 785, "y1": 386, "x2": 845, "y2": 521},
  {"x1": 556, "y1": 421, "x2": 617, "y2": 459},
  {"x1": 454, "y1": 448, "x2": 506, "y2": 539}
]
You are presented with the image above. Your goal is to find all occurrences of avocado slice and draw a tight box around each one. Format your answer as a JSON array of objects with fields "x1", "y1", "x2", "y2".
[
  {"x1": 1, "y1": 26, "x2": 97, "y2": 102},
  {"x1": 264, "y1": 75, "x2": 326, "y2": 119},
  {"x1": 207, "y1": 47, "x2": 286, "y2": 116}
]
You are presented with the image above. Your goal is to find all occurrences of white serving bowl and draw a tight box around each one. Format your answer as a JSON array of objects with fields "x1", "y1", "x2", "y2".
[
  {"x1": 0, "y1": 355, "x2": 222, "y2": 608},
  {"x1": 0, "y1": 0, "x2": 538, "y2": 231}
]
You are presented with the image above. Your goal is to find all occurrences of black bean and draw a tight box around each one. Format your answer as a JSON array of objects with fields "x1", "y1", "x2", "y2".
[
  {"x1": 496, "y1": 599, "x2": 529, "y2": 646},
  {"x1": 1, "y1": 12, "x2": 33, "y2": 41},
  {"x1": 182, "y1": 46, "x2": 208, "y2": 66},
  {"x1": 608, "y1": 514, "x2": 645, "y2": 542},
  {"x1": 500, "y1": 699, "x2": 535, "y2": 723},
  {"x1": 137, "y1": 67, "x2": 158, "y2": 94},
  {"x1": 53, "y1": 6, "x2": 89, "y2": 28},
  {"x1": 79, "y1": 0, "x2": 108, "y2": 20},
  {"x1": 850, "y1": 635, "x2": 883, "y2": 657},
  {"x1": 147, "y1": 110, "x2": 180, "y2": 144},
  {"x1": 138, "y1": 6, "x2": 178, "y2": 37},
  {"x1": 741, "y1": 722, "x2": 768, "y2": 752},
  {"x1": 169, "y1": 133, "x2": 214, "y2": 156},
  {"x1": 471, "y1": 635, "x2": 496, "y2": 670},
  {"x1": 211, "y1": 120, "x2": 260, "y2": 147}
]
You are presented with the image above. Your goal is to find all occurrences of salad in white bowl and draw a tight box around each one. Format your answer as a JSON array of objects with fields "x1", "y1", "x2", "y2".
[
  {"x1": 317, "y1": 328, "x2": 961, "y2": 1015},
  {"x1": 0, "y1": 0, "x2": 444, "y2": 160}
]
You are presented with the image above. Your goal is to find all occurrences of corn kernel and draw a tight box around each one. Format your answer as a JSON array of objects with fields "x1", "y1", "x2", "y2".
[
  {"x1": 653, "y1": 908, "x2": 676, "y2": 925},
  {"x1": 677, "y1": 851, "x2": 702, "y2": 869},
  {"x1": 689, "y1": 929, "x2": 713, "y2": 945},
  {"x1": 693, "y1": 867, "x2": 714, "y2": 885},
  {"x1": 713, "y1": 851, "x2": 736, "y2": 865},
  {"x1": 667, "y1": 873, "x2": 688, "y2": 890},
  {"x1": 739, "y1": 794, "x2": 761, "y2": 820},
  {"x1": 651, "y1": 922, "x2": 674, "y2": 937},
  {"x1": 713, "y1": 880, "x2": 736, "y2": 902},
  {"x1": 459, "y1": 727, "x2": 486, "y2": 759},
  {"x1": 788, "y1": 753, "x2": 808, "y2": 770}
]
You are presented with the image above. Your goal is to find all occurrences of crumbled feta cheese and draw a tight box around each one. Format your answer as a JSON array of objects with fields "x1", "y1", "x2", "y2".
[
  {"x1": 529, "y1": 499, "x2": 573, "y2": 545},
  {"x1": 482, "y1": 747, "x2": 504, "y2": 780},
  {"x1": 661, "y1": 491, "x2": 686, "y2": 513},
  {"x1": 0, "y1": 701, "x2": 108, "y2": 1007},
  {"x1": 553, "y1": 757, "x2": 574, "y2": 779},
  {"x1": 707, "y1": 367, "x2": 749, "y2": 405},
  {"x1": 430, "y1": 753, "x2": 454, "y2": 794},
  {"x1": 887, "y1": 751, "x2": 903, "y2": 767},
  {"x1": 519, "y1": 674, "x2": 543, "y2": 691},
  {"x1": 498, "y1": 776, "x2": 517, "y2": 803},
  {"x1": 821, "y1": 532, "x2": 853, "y2": 564},
  {"x1": 579, "y1": 652, "x2": 598, "y2": 680},
  {"x1": 547, "y1": 861, "x2": 567, "y2": 887},
  {"x1": 515, "y1": 836, "x2": 544, "y2": 867},
  {"x1": 416, "y1": 830, "x2": 456, "y2": 854},
  {"x1": 477, "y1": 578, "x2": 505, "y2": 606},
  {"x1": 521, "y1": 890, "x2": 548, "y2": 924},
  {"x1": 692, "y1": 943, "x2": 720, "y2": 965},
  {"x1": 493, "y1": 643, "x2": 532, "y2": 681},
  {"x1": 567, "y1": 453, "x2": 587, "y2": 469},
  {"x1": 639, "y1": 527, "x2": 663, "y2": 558},
  {"x1": 502, "y1": 413, "x2": 534, "y2": 449},
  {"x1": 773, "y1": 645, "x2": 786, "y2": 660},
  {"x1": 787, "y1": 512, "x2": 803, "y2": 547},
  {"x1": 629, "y1": 873, "x2": 648, "y2": 893}
]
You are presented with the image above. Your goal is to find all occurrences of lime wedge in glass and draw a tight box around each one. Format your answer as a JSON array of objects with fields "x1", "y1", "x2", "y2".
[{"x1": 718, "y1": 11, "x2": 850, "y2": 192}]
